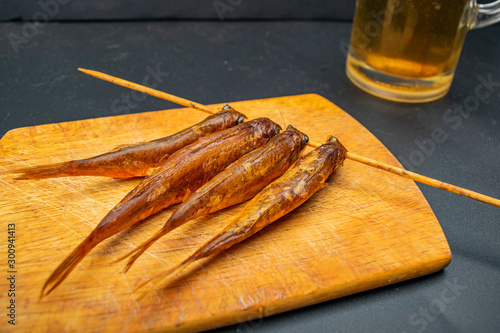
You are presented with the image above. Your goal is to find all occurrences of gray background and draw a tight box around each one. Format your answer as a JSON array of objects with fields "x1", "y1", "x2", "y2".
[{"x1": 0, "y1": 0, "x2": 356, "y2": 21}]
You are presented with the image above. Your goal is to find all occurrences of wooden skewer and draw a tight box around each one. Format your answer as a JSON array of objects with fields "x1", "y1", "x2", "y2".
[
  {"x1": 344, "y1": 152, "x2": 500, "y2": 207},
  {"x1": 78, "y1": 68, "x2": 214, "y2": 115},
  {"x1": 78, "y1": 68, "x2": 500, "y2": 208}
]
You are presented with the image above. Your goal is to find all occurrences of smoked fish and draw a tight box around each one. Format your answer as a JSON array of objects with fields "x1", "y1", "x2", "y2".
[
  {"x1": 122, "y1": 125, "x2": 309, "y2": 272},
  {"x1": 40, "y1": 117, "x2": 280, "y2": 297},
  {"x1": 14, "y1": 107, "x2": 245, "y2": 179},
  {"x1": 136, "y1": 136, "x2": 347, "y2": 293}
]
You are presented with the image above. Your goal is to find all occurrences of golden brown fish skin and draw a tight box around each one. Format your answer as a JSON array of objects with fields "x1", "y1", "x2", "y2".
[
  {"x1": 136, "y1": 137, "x2": 347, "y2": 292},
  {"x1": 122, "y1": 126, "x2": 309, "y2": 271},
  {"x1": 196, "y1": 137, "x2": 347, "y2": 258},
  {"x1": 13, "y1": 109, "x2": 246, "y2": 179},
  {"x1": 40, "y1": 117, "x2": 280, "y2": 297}
]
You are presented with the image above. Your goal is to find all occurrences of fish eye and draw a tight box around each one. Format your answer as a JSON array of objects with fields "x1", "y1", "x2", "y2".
[
  {"x1": 222, "y1": 104, "x2": 233, "y2": 110},
  {"x1": 303, "y1": 135, "x2": 309, "y2": 145},
  {"x1": 274, "y1": 127, "x2": 281, "y2": 135},
  {"x1": 286, "y1": 125, "x2": 294, "y2": 130},
  {"x1": 328, "y1": 136, "x2": 338, "y2": 142},
  {"x1": 236, "y1": 116, "x2": 244, "y2": 125}
]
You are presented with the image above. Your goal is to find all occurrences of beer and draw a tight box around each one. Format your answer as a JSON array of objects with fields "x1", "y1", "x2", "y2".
[{"x1": 346, "y1": 0, "x2": 474, "y2": 102}]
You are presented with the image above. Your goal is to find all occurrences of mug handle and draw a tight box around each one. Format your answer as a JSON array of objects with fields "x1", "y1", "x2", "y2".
[{"x1": 471, "y1": 0, "x2": 500, "y2": 29}]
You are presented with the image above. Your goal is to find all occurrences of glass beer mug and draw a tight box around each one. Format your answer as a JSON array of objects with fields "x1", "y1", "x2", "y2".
[{"x1": 346, "y1": 0, "x2": 500, "y2": 103}]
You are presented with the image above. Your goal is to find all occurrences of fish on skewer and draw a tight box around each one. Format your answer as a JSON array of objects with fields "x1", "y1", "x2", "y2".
[
  {"x1": 121, "y1": 125, "x2": 309, "y2": 272},
  {"x1": 40, "y1": 118, "x2": 281, "y2": 297},
  {"x1": 136, "y1": 136, "x2": 347, "y2": 294},
  {"x1": 12, "y1": 107, "x2": 245, "y2": 179}
]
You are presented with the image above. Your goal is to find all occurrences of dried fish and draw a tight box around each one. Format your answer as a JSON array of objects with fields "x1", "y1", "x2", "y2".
[
  {"x1": 122, "y1": 125, "x2": 309, "y2": 272},
  {"x1": 40, "y1": 118, "x2": 281, "y2": 297},
  {"x1": 136, "y1": 137, "x2": 347, "y2": 293},
  {"x1": 14, "y1": 108, "x2": 245, "y2": 179}
]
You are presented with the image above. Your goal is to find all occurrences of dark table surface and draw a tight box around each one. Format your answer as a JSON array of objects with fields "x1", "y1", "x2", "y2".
[{"x1": 1, "y1": 20, "x2": 499, "y2": 333}]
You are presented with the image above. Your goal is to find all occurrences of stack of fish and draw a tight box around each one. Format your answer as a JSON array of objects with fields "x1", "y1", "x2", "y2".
[{"x1": 12, "y1": 106, "x2": 347, "y2": 297}]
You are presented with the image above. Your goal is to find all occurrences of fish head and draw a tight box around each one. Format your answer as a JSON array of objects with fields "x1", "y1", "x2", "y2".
[
  {"x1": 257, "y1": 117, "x2": 282, "y2": 138},
  {"x1": 285, "y1": 125, "x2": 309, "y2": 148},
  {"x1": 326, "y1": 136, "x2": 348, "y2": 166},
  {"x1": 221, "y1": 105, "x2": 247, "y2": 124},
  {"x1": 225, "y1": 108, "x2": 248, "y2": 125},
  {"x1": 203, "y1": 109, "x2": 247, "y2": 133}
]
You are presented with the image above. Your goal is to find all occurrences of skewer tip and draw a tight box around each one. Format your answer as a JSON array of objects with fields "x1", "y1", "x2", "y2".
[{"x1": 78, "y1": 68, "x2": 100, "y2": 77}]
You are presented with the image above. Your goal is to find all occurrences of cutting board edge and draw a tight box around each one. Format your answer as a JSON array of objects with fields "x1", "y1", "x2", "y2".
[
  {"x1": 0, "y1": 93, "x2": 338, "y2": 145},
  {"x1": 0, "y1": 109, "x2": 176, "y2": 145},
  {"x1": 0, "y1": 93, "x2": 314, "y2": 144},
  {"x1": 146, "y1": 251, "x2": 452, "y2": 333}
]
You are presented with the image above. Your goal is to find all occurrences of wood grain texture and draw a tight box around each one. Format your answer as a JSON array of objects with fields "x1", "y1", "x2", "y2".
[{"x1": 0, "y1": 94, "x2": 451, "y2": 332}]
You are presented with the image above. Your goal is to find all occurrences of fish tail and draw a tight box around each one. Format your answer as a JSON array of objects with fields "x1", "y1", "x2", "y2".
[
  {"x1": 40, "y1": 236, "x2": 95, "y2": 298},
  {"x1": 120, "y1": 212, "x2": 187, "y2": 272},
  {"x1": 135, "y1": 255, "x2": 197, "y2": 300},
  {"x1": 121, "y1": 228, "x2": 170, "y2": 273},
  {"x1": 13, "y1": 161, "x2": 74, "y2": 180}
]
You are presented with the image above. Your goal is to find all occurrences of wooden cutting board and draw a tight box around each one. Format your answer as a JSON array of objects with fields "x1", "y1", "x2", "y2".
[{"x1": 0, "y1": 94, "x2": 451, "y2": 332}]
